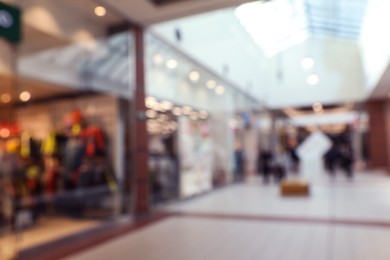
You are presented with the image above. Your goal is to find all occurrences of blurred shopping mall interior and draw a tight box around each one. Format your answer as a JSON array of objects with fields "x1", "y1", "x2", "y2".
[{"x1": 1, "y1": 0, "x2": 390, "y2": 259}]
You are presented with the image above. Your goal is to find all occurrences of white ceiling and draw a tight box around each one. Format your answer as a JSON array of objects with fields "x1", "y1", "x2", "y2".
[
  {"x1": 148, "y1": 0, "x2": 390, "y2": 109},
  {"x1": 98, "y1": 0, "x2": 253, "y2": 25},
  {"x1": 5, "y1": 0, "x2": 390, "y2": 112},
  {"x1": 150, "y1": 7, "x2": 367, "y2": 108}
]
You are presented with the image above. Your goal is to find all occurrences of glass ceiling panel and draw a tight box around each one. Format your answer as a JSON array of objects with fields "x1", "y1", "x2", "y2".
[
  {"x1": 305, "y1": 0, "x2": 367, "y2": 40},
  {"x1": 235, "y1": 0, "x2": 308, "y2": 57},
  {"x1": 235, "y1": 0, "x2": 367, "y2": 56}
]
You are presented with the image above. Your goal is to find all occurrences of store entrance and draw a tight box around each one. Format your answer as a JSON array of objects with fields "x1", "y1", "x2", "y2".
[{"x1": 0, "y1": 77, "x2": 124, "y2": 257}]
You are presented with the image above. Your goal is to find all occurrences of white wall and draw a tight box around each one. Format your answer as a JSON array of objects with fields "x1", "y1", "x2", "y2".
[{"x1": 359, "y1": 0, "x2": 390, "y2": 94}]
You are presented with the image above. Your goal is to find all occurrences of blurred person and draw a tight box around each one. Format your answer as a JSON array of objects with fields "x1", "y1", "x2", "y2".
[
  {"x1": 287, "y1": 144, "x2": 300, "y2": 174},
  {"x1": 340, "y1": 143, "x2": 354, "y2": 179},
  {"x1": 258, "y1": 148, "x2": 273, "y2": 183},
  {"x1": 234, "y1": 141, "x2": 245, "y2": 182},
  {"x1": 272, "y1": 146, "x2": 288, "y2": 182},
  {"x1": 324, "y1": 143, "x2": 339, "y2": 176}
]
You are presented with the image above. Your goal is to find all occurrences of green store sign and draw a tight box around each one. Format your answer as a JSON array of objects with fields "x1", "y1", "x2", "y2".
[{"x1": 0, "y1": 2, "x2": 21, "y2": 43}]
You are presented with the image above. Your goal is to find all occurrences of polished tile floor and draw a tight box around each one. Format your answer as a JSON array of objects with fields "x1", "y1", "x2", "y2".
[{"x1": 67, "y1": 170, "x2": 390, "y2": 260}]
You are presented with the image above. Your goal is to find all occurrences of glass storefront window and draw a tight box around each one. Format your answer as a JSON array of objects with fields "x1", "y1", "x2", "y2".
[{"x1": 0, "y1": 1, "x2": 134, "y2": 257}]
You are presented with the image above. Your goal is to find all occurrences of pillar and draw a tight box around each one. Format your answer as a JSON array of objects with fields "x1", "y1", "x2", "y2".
[
  {"x1": 366, "y1": 100, "x2": 388, "y2": 169},
  {"x1": 132, "y1": 25, "x2": 149, "y2": 217}
]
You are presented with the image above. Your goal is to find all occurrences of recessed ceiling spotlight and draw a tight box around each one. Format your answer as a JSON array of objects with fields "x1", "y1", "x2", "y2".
[
  {"x1": 145, "y1": 96, "x2": 156, "y2": 108},
  {"x1": 166, "y1": 59, "x2": 178, "y2": 69},
  {"x1": 172, "y1": 107, "x2": 182, "y2": 116},
  {"x1": 307, "y1": 74, "x2": 319, "y2": 86},
  {"x1": 312, "y1": 102, "x2": 323, "y2": 113},
  {"x1": 215, "y1": 85, "x2": 225, "y2": 95},
  {"x1": 0, "y1": 128, "x2": 10, "y2": 138},
  {"x1": 146, "y1": 110, "x2": 157, "y2": 119},
  {"x1": 19, "y1": 91, "x2": 31, "y2": 102},
  {"x1": 1, "y1": 93, "x2": 11, "y2": 103},
  {"x1": 189, "y1": 71, "x2": 200, "y2": 82},
  {"x1": 206, "y1": 80, "x2": 217, "y2": 89},
  {"x1": 182, "y1": 106, "x2": 192, "y2": 115},
  {"x1": 301, "y1": 57, "x2": 314, "y2": 70},
  {"x1": 161, "y1": 101, "x2": 173, "y2": 110},
  {"x1": 153, "y1": 54, "x2": 164, "y2": 65},
  {"x1": 190, "y1": 111, "x2": 198, "y2": 120},
  {"x1": 94, "y1": 6, "x2": 107, "y2": 17},
  {"x1": 199, "y1": 111, "x2": 208, "y2": 119}
]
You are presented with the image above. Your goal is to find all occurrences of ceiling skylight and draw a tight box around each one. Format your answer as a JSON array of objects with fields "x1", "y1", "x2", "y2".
[
  {"x1": 235, "y1": 0, "x2": 309, "y2": 57},
  {"x1": 235, "y1": 0, "x2": 367, "y2": 56}
]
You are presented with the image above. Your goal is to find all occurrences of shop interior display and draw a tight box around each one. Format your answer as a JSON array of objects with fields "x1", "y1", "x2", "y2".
[
  {"x1": 146, "y1": 96, "x2": 212, "y2": 202},
  {"x1": 0, "y1": 110, "x2": 117, "y2": 230}
]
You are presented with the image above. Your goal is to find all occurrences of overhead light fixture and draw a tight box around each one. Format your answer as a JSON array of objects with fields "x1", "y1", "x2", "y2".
[
  {"x1": 145, "y1": 96, "x2": 156, "y2": 108},
  {"x1": 161, "y1": 101, "x2": 173, "y2": 110},
  {"x1": 182, "y1": 106, "x2": 192, "y2": 115},
  {"x1": 206, "y1": 80, "x2": 217, "y2": 89},
  {"x1": 312, "y1": 102, "x2": 323, "y2": 113},
  {"x1": 146, "y1": 110, "x2": 157, "y2": 119},
  {"x1": 189, "y1": 71, "x2": 200, "y2": 82},
  {"x1": 0, "y1": 128, "x2": 10, "y2": 138},
  {"x1": 166, "y1": 59, "x2": 178, "y2": 69},
  {"x1": 190, "y1": 111, "x2": 198, "y2": 120},
  {"x1": 172, "y1": 107, "x2": 182, "y2": 116},
  {"x1": 94, "y1": 6, "x2": 107, "y2": 17},
  {"x1": 307, "y1": 74, "x2": 319, "y2": 86},
  {"x1": 19, "y1": 91, "x2": 31, "y2": 102},
  {"x1": 152, "y1": 102, "x2": 162, "y2": 112},
  {"x1": 153, "y1": 54, "x2": 164, "y2": 65},
  {"x1": 301, "y1": 57, "x2": 314, "y2": 70},
  {"x1": 199, "y1": 111, "x2": 208, "y2": 119},
  {"x1": 215, "y1": 85, "x2": 225, "y2": 95},
  {"x1": 1, "y1": 93, "x2": 11, "y2": 103}
]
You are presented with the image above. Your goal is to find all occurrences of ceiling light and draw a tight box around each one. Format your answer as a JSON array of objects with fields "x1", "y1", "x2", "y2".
[
  {"x1": 19, "y1": 91, "x2": 31, "y2": 102},
  {"x1": 146, "y1": 110, "x2": 157, "y2": 119},
  {"x1": 157, "y1": 114, "x2": 169, "y2": 123},
  {"x1": 145, "y1": 96, "x2": 156, "y2": 108},
  {"x1": 94, "y1": 6, "x2": 106, "y2": 17},
  {"x1": 199, "y1": 111, "x2": 208, "y2": 119},
  {"x1": 153, "y1": 54, "x2": 164, "y2": 65},
  {"x1": 312, "y1": 102, "x2": 323, "y2": 113},
  {"x1": 166, "y1": 59, "x2": 178, "y2": 69},
  {"x1": 1, "y1": 93, "x2": 11, "y2": 103},
  {"x1": 215, "y1": 85, "x2": 225, "y2": 95},
  {"x1": 161, "y1": 101, "x2": 173, "y2": 110},
  {"x1": 0, "y1": 128, "x2": 10, "y2": 138},
  {"x1": 189, "y1": 71, "x2": 200, "y2": 82},
  {"x1": 301, "y1": 57, "x2": 315, "y2": 70},
  {"x1": 152, "y1": 102, "x2": 162, "y2": 111},
  {"x1": 183, "y1": 106, "x2": 192, "y2": 115},
  {"x1": 190, "y1": 112, "x2": 198, "y2": 120},
  {"x1": 307, "y1": 74, "x2": 319, "y2": 86},
  {"x1": 172, "y1": 107, "x2": 182, "y2": 116},
  {"x1": 206, "y1": 80, "x2": 217, "y2": 89}
]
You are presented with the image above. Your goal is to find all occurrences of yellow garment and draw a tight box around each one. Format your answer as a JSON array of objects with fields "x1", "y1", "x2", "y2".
[
  {"x1": 42, "y1": 132, "x2": 56, "y2": 155},
  {"x1": 6, "y1": 138, "x2": 20, "y2": 153},
  {"x1": 105, "y1": 172, "x2": 118, "y2": 193},
  {"x1": 71, "y1": 124, "x2": 82, "y2": 136},
  {"x1": 26, "y1": 166, "x2": 40, "y2": 179},
  {"x1": 20, "y1": 132, "x2": 31, "y2": 158}
]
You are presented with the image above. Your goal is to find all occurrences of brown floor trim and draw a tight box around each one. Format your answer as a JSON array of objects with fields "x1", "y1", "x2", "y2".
[
  {"x1": 174, "y1": 211, "x2": 390, "y2": 229},
  {"x1": 19, "y1": 212, "x2": 173, "y2": 260}
]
